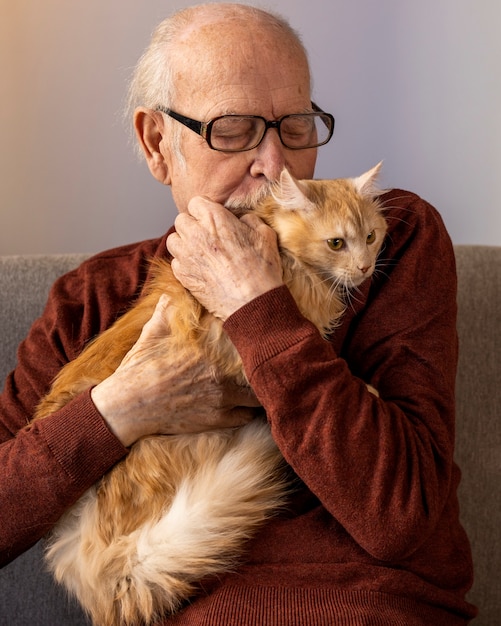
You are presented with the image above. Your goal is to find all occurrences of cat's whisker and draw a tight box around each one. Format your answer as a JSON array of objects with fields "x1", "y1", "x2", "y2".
[
  {"x1": 374, "y1": 245, "x2": 397, "y2": 273},
  {"x1": 342, "y1": 288, "x2": 355, "y2": 312},
  {"x1": 383, "y1": 215, "x2": 412, "y2": 229},
  {"x1": 377, "y1": 232, "x2": 393, "y2": 256},
  {"x1": 372, "y1": 269, "x2": 390, "y2": 282},
  {"x1": 345, "y1": 284, "x2": 368, "y2": 310},
  {"x1": 379, "y1": 203, "x2": 413, "y2": 227},
  {"x1": 380, "y1": 194, "x2": 416, "y2": 209},
  {"x1": 375, "y1": 257, "x2": 396, "y2": 270}
]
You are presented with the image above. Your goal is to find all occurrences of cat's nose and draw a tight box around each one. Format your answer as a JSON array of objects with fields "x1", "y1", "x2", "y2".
[{"x1": 358, "y1": 266, "x2": 370, "y2": 274}]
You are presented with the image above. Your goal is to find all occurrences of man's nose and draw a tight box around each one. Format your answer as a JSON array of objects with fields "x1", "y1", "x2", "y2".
[{"x1": 249, "y1": 129, "x2": 287, "y2": 181}]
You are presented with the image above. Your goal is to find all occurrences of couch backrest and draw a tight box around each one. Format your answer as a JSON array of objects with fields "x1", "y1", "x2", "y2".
[
  {"x1": 454, "y1": 245, "x2": 501, "y2": 624},
  {"x1": 0, "y1": 254, "x2": 91, "y2": 385},
  {"x1": 0, "y1": 247, "x2": 499, "y2": 625},
  {"x1": 0, "y1": 254, "x2": 91, "y2": 626}
]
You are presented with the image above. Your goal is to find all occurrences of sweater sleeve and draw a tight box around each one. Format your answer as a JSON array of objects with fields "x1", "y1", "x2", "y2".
[
  {"x1": 223, "y1": 190, "x2": 458, "y2": 562},
  {"x1": 0, "y1": 390, "x2": 127, "y2": 564}
]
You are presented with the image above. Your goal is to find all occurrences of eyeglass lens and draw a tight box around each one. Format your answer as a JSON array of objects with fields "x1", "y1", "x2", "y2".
[{"x1": 209, "y1": 113, "x2": 332, "y2": 151}]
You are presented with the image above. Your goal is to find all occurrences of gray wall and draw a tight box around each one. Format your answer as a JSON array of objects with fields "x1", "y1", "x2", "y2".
[{"x1": 1, "y1": 0, "x2": 500, "y2": 254}]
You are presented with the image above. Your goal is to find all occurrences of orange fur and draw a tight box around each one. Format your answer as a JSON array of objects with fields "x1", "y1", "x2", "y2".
[{"x1": 34, "y1": 166, "x2": 387, "y2": 626}]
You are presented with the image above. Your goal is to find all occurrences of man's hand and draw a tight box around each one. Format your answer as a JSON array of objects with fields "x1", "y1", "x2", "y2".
[
  {"x1": 167, "y1": 197, "x2": 284, "y2": 320},
  {"x1": 91, "y1": 295, "x2": 260, "y2": 447}
]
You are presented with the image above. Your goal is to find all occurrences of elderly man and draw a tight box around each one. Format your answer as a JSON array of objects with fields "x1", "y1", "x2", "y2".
[{"x1": 0, "y1": 3, "x2": 476, "y2": 624}]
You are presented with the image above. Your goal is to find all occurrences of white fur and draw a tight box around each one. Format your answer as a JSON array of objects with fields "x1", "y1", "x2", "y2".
[{"x1": 45, "y1": 420, "x2": 287, "y2": 625}]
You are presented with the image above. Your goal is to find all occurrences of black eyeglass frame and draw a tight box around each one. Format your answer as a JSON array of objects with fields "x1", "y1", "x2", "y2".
[{"x1": 155, "y1": 102, "x2": 335, "y2": 152}]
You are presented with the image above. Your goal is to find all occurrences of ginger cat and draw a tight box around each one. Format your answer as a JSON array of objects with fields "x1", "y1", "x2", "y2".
[{"x1": 33, "y1": 163, "x2": 387, "y2": 626}]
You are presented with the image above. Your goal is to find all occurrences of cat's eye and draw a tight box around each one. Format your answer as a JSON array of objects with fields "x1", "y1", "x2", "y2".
[
  {"x1": 327, "y1": 238, "x2": 344, "y2": 251},
  {"x1": 366, "y1": 231, "x2": 376, "y2": 245}
]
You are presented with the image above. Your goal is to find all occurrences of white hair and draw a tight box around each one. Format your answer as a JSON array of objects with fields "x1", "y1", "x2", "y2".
[{"x1": 124, "y1": 3, "x2": 309, "y2": 160}]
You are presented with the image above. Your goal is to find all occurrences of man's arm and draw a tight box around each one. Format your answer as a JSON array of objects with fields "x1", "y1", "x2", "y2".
[
  {"x1": 168, "y1": 190, "x2": 459, "y2": 561},
  {"x1": 91, "y1": 296, "x2": 258, "y2": 447},
  {"x1": 0, "y1": 249, "x2": 257, "y2": 565}
]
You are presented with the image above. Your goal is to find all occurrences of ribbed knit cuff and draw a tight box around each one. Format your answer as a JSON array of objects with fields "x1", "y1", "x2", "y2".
[
  {"x1": 38, "y1": 389, "x2": 128, "y2": 491},
  {"x1": 223, "y1": 285, "x2": 319, "y2": 378}
]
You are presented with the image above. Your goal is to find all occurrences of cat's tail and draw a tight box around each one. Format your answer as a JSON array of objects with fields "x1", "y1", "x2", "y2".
[
  {"x1": 117, "y1": 419, "x2": 289, "y2": 622},
  {"x1": 47, "y1": 420, "x2": 289, "y2": 626}
]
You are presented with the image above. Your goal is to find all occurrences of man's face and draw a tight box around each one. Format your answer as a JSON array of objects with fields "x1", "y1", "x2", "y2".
[{"x1": 158, "y1": 20, "x2": 318, "y2": 213}]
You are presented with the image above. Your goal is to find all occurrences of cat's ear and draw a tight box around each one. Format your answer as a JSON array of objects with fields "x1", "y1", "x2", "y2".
[
  {"x1": 272, "y1": 168, "x2": 312, "y2": 211},
  {"x1": 351, "y1": 161, "x2": 383, "y2": 197}
]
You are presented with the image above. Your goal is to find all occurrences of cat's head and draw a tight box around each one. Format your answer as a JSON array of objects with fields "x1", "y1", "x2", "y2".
[{"x1": 258, "y1": 163, "x2": 387, "y2": 290}]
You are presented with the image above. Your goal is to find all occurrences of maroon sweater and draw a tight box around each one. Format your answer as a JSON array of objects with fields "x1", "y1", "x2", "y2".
[{"x1": 0, "y1": 189, "x2": 477, "y2": 624}]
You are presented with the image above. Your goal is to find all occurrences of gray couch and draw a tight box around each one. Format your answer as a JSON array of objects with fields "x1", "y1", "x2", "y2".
[{"x1": 0, "y1": 247, "x2": 499, "y2": 625}]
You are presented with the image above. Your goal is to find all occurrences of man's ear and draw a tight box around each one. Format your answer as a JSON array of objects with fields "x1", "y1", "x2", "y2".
[{"x1": 133, "y1": 108, "x2": 172, "y2": 185}]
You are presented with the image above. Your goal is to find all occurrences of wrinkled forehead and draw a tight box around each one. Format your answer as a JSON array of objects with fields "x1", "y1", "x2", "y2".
[{"x1": 170, "y1": 16, "x2": 310, "y2": 101}]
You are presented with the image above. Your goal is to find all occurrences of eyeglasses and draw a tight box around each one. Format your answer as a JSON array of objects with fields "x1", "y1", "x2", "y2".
[{"x1": 156, "y1": 103, "x2": 335, "y2": 153}]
